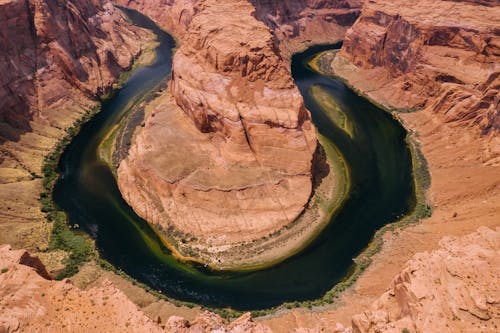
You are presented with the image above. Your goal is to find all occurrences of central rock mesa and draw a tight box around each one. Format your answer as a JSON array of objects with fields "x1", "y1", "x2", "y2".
[{"x1": 117, "y1": 0, "x2": 322, "y2": 267}]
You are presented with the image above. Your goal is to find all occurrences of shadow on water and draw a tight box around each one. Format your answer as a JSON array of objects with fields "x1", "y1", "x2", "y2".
[{"x1": 54, "y1": 12, "x2": 415, "y2": 310}]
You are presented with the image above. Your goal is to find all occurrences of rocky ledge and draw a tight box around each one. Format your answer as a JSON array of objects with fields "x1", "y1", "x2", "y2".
[{"x1": 2, "y1": 227, "x2": 497, "y2": 332}]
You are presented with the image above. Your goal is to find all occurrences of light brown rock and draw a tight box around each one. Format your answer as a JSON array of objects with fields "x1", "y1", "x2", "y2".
[
  {"x1": 349, "y1": 227, "x2": 499, "y2": 333},
  {"x1": 117, "y1": 0, "x2": 318, "y2": 264},
  {"x1": 0, "y1": 244, "x2": 164, "y2": 332}
]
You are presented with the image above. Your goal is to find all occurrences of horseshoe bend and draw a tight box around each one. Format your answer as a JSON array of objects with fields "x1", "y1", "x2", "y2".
[{"x1": 0, "y1": 0, "x2": 499, "y2": 331}]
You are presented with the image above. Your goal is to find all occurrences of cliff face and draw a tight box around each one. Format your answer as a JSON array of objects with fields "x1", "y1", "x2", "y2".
[
  {"x1": 0, "y1": 0, "x2": 148, "y2": 249},
  {"x1": 250, "y1": 0, "x2": 363, "y2": 55},
  {"x1": 113, "y1": 0, "x2": 198, "y2": 37},
  {"x1": 0, "y1": 0, "x2": 146, "y2": 144},
  {"x1": 333, "y1": 0, "x2": 499, "y2": 135},
  {"x1": 117, "y1": 0, "x2": 317, "y2": 264}
]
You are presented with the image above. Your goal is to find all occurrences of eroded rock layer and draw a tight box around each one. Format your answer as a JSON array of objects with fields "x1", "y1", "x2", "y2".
[
  {"x1": 250, "y1": 0, "x2": 363, "y2": 56},
  {"x1": 0, "y1": 244, "x2": 270, "y2": 332},
  {"x1": 0, "y1": 0, "x2": 149, "y2": 249},
  {"x1": 332, "y1": 0, "x2": 499, "y2": 135},
  {"x1": 117, "y1": 0, "x2": 321, "y2": 255}
]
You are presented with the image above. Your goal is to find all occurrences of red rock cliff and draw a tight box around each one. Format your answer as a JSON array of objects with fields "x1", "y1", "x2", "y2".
[
  {"x1": 0, "y1": 0, "x2": 148, "y2": 249},
  {"x1": 117, "y1": 0, "x2": 318, "y2": 261},
  {"x1": 333, "y1": 0, "x2": 499, "y2": 134}
]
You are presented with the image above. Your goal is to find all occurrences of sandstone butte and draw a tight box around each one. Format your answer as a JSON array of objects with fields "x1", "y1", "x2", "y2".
[
  {"x1": 114, "y1": 0, "x2": 363, "y2": 267},
  {"x1": 0, "y1": 0, "x2": 499, "y2": 332}
]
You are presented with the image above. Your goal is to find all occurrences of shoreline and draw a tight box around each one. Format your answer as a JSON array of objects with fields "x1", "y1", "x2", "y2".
[
  {"x1": 109, "y1": 91, "x2": 350, "y2": 272},
  {"x1": 42, "y1": 27, "x2": 431, "y2": 314}
]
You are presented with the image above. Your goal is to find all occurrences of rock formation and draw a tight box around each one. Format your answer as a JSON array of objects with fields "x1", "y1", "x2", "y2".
[
  {"x1": 0, "y1": 244, "x2": 271, "y2": 332},
  {"x1": 116, "y1": 0, "x2": 322, "y2": 267},
  {"x1": 113, "y1": 0, "x2": 367, "y2": 267},
  {"x1": 344, "y1": 227, "x2": 500, "y2": 333},
  {"x1": 331, "y1": 0, "x2": 499, "y2": 136},
  {"x1": 0, "y1": 0, "x2": 149, "y2": 249}
]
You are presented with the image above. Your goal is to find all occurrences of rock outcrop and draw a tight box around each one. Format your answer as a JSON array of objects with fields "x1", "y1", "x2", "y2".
[
  {"x1": 331, "y1": 0, "x2": 499, "y2": 135},
  {"x1": 116, "y1": 0, "x2": 322, "y2": 267},
  {"x1": 0, "y1": 244, "x2": 272, "y2": 332},
  {"x1": 0, "y1": 244, "x2": 164, "y2": 332},
  {"x1": 0, "y1": 0, "x2": 149, "y2": 249},
  {"x1": 250, "y1": 0, "x2": 363, "y2": 56},
  {"x1": 347, "y1": 227, "x2": 500, "y2": 333}
]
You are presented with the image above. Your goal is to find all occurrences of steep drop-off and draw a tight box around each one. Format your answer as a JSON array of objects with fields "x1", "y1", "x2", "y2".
[
  {"x1": 331, "y1": 0, "x2": 499, "y2": 135},
  {"x1": 0, "y1": 0, "x2": 150, "y2": 250}
]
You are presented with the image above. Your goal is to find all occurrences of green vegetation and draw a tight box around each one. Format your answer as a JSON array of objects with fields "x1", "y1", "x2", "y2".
[
  {"x1": 40, "y1": 108, "x2": 99, "y2": 279},
  {"x1": 1, "y1": 268, "x2": 8, "y2": 274}
]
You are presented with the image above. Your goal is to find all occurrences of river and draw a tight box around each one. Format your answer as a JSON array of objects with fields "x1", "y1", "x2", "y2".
[{"x1": 53, "y1": 9, "x2": 415, "y2": 310}]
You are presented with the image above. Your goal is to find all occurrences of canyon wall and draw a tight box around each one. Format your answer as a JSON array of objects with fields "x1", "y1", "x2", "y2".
[
  {"x1": 113, "y1": 0, "x2": 198, "y2": 37},
  {"x1": 332, "y1": 0, "x2": 499, "y2": 136},
  {"x1": 0, "y1": 0, "x2": 149, "y2": 249},
  {"x1": 250, "y1": 0, "x2": 363, "y2": 56}
]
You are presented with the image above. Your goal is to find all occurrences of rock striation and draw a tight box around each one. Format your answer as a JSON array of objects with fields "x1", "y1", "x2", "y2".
[
  {"x1": 116, "y1": 0, "x2": 322, "y2": 266},
  {"x1": 0, "y1": 0, "x2": 149, "y2": 249},
  {"x1": 332, "y1": 0, "x2": 499, "y2": 135}
]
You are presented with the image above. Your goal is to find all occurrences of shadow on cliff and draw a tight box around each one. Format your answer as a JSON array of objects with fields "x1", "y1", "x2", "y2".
[{"x1": 312, "y1": 142, "x2": 330, "y2": 191}]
